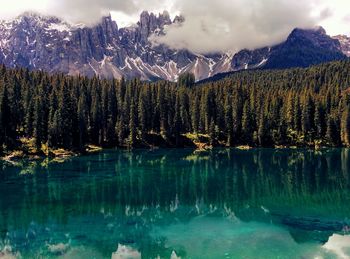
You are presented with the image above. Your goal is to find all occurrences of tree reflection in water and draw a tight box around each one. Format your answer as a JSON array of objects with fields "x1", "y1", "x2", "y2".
[{"x1": 0, "y1": 148, "x2": 349, "y2": 258}]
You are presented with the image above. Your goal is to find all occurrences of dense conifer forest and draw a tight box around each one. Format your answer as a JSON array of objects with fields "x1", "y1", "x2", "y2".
[{"x1": 0, "y1": 60, "x2": 350, "y2": 155}]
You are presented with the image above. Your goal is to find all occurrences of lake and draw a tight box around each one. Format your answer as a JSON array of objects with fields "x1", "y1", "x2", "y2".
[{"x1": 0, "y1": 148, "x2": 350, "y2": 258}]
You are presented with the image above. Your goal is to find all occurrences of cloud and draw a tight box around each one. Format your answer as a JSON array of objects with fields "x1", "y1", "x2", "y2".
[
  {"x1": 0, "y1": 0, "x2": 173, "y2": 25},
  {"x1": 52, "y1": 0, "x2": 177, "y2": 25},
  {"x1": 45, "y1": 0, "x2": 137, "y2": 25},
  {"x1": 150, "y1": 0, "x2": 329, "y2": 54}
]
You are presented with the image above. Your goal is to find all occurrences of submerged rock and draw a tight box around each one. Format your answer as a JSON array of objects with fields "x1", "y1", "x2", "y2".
[
  {"x1": 281, "y1": 216, "x2": 344, "y2": 231},
  {"x1": 0, "y1": 245, "x2": 19, "y2": 259},
  {"x1": 323, "y1": 234, "x2": 350, "y2": 259},
  {"x1": 111, "y1": 244, "x2": 141, "y2": 259},
  {"x1": 170, "y1": 251, "x2": 181, "y2": 259},
  {"x1": 47, "y1": 242, "x2": 70, "y2": 255}
]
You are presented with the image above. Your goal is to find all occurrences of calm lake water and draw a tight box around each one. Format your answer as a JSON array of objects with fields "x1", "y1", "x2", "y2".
[{"x1": 0, "y1": 148, "x2": 350, "y2": 259}]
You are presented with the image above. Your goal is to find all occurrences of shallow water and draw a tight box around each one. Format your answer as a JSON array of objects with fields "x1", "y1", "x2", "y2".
[{"x1": 0, "y1": 148, "x2": 350, "y2": 258}]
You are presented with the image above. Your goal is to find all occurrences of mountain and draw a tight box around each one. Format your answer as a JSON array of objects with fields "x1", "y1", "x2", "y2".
[
  {"x1": 0, "y1": 12, "x2": 233, "y2": 81},
  {"x1": 231, "y1": 27, "x2": 346, "y2": 71},
  {"x1": 0, "y1": 12, "x2": 347, "y2": 81}
]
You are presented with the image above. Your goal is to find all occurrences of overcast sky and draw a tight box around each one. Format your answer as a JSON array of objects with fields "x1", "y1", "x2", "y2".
[{"x1": 0, "y1": 0, "x2": 349, "y2": 53}]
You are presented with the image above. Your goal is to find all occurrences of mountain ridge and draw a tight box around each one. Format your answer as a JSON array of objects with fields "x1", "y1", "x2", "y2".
[{"x1": 0, "y1": 12, "x2": 348, "y2": 81}]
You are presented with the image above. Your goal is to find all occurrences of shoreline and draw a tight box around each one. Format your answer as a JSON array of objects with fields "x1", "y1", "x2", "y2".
[{"x1": 0, "y1": 142, "x2": 341, "y2": 165}]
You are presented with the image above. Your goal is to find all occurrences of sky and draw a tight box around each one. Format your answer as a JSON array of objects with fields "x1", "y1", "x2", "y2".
[{"x1": 0, "y1": 0, "x2": 349, "y2": 53}]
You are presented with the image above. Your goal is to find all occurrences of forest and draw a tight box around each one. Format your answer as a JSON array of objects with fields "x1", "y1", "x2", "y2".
[{"x1": 0, "y1": 60, "x2": 350, "y2": 155}]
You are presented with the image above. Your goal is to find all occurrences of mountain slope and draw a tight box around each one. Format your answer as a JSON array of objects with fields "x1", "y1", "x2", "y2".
[
  {"x1": 0, "y1": 12, "x2": 347, "y2": 81},
  {"x1": 231, "y1": 27, "x2": 346, "y2": 71},
  {"x1": 264, "y1": 27, "x2": 346, "y2": 69}
]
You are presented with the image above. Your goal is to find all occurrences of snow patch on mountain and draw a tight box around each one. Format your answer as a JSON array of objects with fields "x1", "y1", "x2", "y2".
[{"x1": 333, "y1": 35, "x2": 350, "y2": 57}]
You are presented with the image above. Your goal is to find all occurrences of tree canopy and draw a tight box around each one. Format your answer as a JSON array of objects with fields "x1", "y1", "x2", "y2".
[{"x1": 1, "y1": 60, "x2": 350, "y2": 153}]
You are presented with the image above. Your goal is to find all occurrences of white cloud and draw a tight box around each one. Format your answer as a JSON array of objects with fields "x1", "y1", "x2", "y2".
[
  {"x1": 0, "y1": 0, "x2": 49, "y2": 19},
  {"x1": 150, "y1": 0, "x2": 334, "y2": 53},
  {"x1": 316, "y1": 0, "x2": 350, "y2": 36},
  {"x1": 0, "y1": 0, "x2": 174, "y2": 25}
]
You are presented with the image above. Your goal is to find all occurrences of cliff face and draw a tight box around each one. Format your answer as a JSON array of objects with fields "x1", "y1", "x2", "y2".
[
  {"x1": 333, "y1": 35, "x2": 350, "y2": 57},
  {"x1": 0, "y1": 13, "x2": 347, "y2": 81}
]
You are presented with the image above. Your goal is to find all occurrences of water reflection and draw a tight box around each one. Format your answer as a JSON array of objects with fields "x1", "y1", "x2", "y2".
[{"x1": 0, "y1": 148, "x2": 349, "y2": 258}]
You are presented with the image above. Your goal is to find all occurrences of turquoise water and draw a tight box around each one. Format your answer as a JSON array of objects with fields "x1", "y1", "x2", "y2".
[{"x1": 0, "y1": 148, "x2": 350, "y2": 258}]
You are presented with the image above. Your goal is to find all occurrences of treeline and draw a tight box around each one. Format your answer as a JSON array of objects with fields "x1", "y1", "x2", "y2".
[{"x1": 0, "y1": 61, "x2": 350, "y2": 153}]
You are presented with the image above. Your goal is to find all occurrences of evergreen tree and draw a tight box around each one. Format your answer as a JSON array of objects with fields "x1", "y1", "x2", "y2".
[
  {"x1": 314, "y1": 102, "x2": 325, "y2": 139},
  {"x1": 0, "y1": 82, "x2": 12, "y2": 149},
  {"x1": 258, "y1": 112, "x2": 268, "y2": 146},
  {"x1": 293, "y1": 96, "x2": 302, "y2": 132},
  {"x1": 129, "y1": 103, "x2": 137, "y2": 148},
  {"x1": 178, "y1": 73, "x2": 195, "y2": 87},
  {"x1": 224, "y1": 94, "x2": 233, "y2": 146},
  {"x1": 57, "y1": 82, "x2": 74, "y2": 148},
  {"x1": 91, "y1": 89, "x2": 102, "y2": 145},
  {"x1": 209, "y1": 120, "x2": 216, "y2": 146},
  {"x1": 326, "y1": 116, "x2": 337, "y2": 146},
  {"x1": 302, "y1": 94, "x2": 315, "y2": 140},
  {"x1": 138, "y1": 91, "x2": 147, "y2": 140},
  {"x1": 106, "y1": 83, "x2": 117, "y2": 144},
  {"x1": 48, "y1": 90, "x2": 58, "y2": 148},
  {"x1": 77, "y1": 95, "x2": 88, "y2": 151},
  {"x1": 33, "y1": 95, "x2": 43, "y2": 150},
  {"x1": 191, "y1": 95, "x2": 200, "y2": 134},
  {"x1": 173, "y1": 93, "x2": 182, "y2": 145},
  {"x1": 341, "y1": 105, "x2": 350, "y2": 147},
  {"x1": 242, "y1": 101, "x2": 252, "y2": 144}
]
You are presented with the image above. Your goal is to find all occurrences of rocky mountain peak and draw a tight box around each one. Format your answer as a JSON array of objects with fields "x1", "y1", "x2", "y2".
[
  {"x1": 98, "y1": 15, "x2": 119, "y2": 40},
  {"x1": 0, "y1": 12, "x2": 347, "y2": 81},
  {"x1": 333, "y1": 35, "x2": 350, "y2": 57},
  {"x1": 138, "y1": 11, "x2": 172, "y2": 43},
  {"x1": 173, "y1": 15, "x2": 185, "y2": 24},
  {"x1": 286, "y1": 26, "x2": 341, "y2": 53}
]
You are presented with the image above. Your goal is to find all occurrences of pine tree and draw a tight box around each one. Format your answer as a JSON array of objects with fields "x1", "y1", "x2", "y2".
[
  {"x1": 179, "y1": 88, "x2": 190, "y2": 133},
  {"x1": 128, "y1": 103, "x2": 137, "y2": 148},
  {"x1": 242, "y1": 101, "x2": 252, "y2": 144},
  {"x1": 77, "y1": 95, "x2": 88, "y2": 151},
  {"x1": 326, "y1": 116, "x2": 337, "y2": 146},
  {"x1": 191, "y1": 95, "x2": 200, "y2": 134},
  {"x1": 0, "y1": 82, "x2": 12, "y2": 149},
  {"x1": 91, "y1": 89, "x2": 102, "y2": 145},
  {"x1": 314, "y1": 102, "x2": 325, "y2": 139},
  {"x1": 224, "y1": 94, "x2": 233, "y2": 146},
  {"x1": 209, "y1": 120, "x2": 216, "y2": 146},
  {"x1": 48, "y1": 90, "x2": 58, "y2": 148},
  {"x1": 286, "y1": 92, "x2": 294, "y2": 130},
  {"x1": 341, "y1": 105, "x2": 350, "y2": 147},
  {"x1": 58, "y1": 81, "x2": 74, "y2": 148},
  {"x1": 106, "y1": 83, "x2": 117, "y2": 144},
  {"x1": 293, "y1": 96, "x2": 302, "y2": 132},
  {"x1": 23, "y1": 84, "x2": 34, "y2": 136},
  {"x1": 302, "y1": 94, "x2": 315, "y2": 140},
  {"x1": 178, "y1": 73, "x2": 195, "y2": 87},
  {"x1": 173, "y1": 93, "x2": 182, "y2": 145},
  {"x1": 48, "y1": 111, "x2": 61, "y2": 149},
  {"x1": 138, "y1": 91, "x2": 147, "y2": 140},
  {"x1": 157, "y1": 86, "x2": 168, "y2": 138},
  {"x1": 258, "y1": 112, "x2": 268, "y2": 146},
  {"x1": 33, "y1": 95, "x2": 43, "y2": 150}
]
